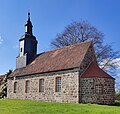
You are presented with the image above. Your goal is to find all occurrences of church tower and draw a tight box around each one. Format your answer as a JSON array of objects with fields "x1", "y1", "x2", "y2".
[{"x1": 16, "y1": 12, "x2": 38, "y2": 69}]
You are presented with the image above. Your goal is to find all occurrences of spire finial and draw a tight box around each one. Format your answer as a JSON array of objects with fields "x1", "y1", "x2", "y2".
[
  {"x1": 28, "y1": 10, "x2": 30, "y2": 20},
  {"x1": 25, "y1": 11, "x2": 33, "y2": 35}
]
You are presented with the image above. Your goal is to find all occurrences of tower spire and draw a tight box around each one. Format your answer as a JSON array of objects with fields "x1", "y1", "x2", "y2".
[
  {"x1": 25, "y1": 12, "x2": 33, "y2": 35},
  {"x1": 16, "y1": 12, "x2": 38, "y2": 69}
]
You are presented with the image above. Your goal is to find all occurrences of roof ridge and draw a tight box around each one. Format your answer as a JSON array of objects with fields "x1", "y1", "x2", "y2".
[{"x1": 43, "y1": 40, "x2": 92, "y2": 54}]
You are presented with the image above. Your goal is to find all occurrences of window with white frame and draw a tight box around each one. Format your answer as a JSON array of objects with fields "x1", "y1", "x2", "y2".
[
  {"x1": 56, "y1": 77, "x2": 61, "y2": 92},
  {"x1": 95, "y1": 84, "x2": 103, "y2": 94},
  {"x1": 39, "y1": 79, "x2": 44, "y2": 92}
]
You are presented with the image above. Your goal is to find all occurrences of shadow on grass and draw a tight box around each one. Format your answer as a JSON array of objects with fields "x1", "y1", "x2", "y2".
[
  {"x1": 85, "y1": 100, "x2": 120, "y2": 107},
  {"x1": 109, "y1": 100, "x2": 120, "y2": 106}
]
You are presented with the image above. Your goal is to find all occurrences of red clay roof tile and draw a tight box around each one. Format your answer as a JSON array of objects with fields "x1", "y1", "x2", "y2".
[
  {"x1": 11, "y1": 41, "x2": 92, "y2": 77},
  {"x1": 81, "y1": 62, "x2": 114, "y2": 79}
]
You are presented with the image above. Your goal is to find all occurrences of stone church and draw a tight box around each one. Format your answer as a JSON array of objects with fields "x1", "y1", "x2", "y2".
[{"x1": 7, "y1": 13, "x2": 115, "y2": 104}]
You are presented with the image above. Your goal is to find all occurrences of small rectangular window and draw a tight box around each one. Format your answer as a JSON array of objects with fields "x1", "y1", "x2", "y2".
[
  {"x1": 39, "y1": 79, "x2": 44, "y2": 92},
  {"x1": 14, "y1": 82, "x2": 17, "y2": 93},
  {"x1": 56, "y1": 77, "x2": 61, "y2": 92},
  {"x1": 95, "y1": 84, "x2": 103, "y2": 94},
  {"x1": 25, "y1": 80, "x2": 30, "y2": 93}
]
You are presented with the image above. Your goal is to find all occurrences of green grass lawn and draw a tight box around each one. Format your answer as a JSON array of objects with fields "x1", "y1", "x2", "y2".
[{"x1": 0, "y1": 99, "x2": 120, "y2": 114}]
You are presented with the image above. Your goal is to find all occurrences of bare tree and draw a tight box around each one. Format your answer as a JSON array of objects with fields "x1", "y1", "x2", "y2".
[{"x1": 51, "y1": 21, "x2": 120, "y2": 75}]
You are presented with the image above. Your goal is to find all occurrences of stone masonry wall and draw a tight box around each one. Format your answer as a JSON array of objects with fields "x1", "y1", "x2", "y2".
[
  {"x1": 79, "y1": 43, "x2": 96, "y2": 75},
  {"x1": 80, "y1": 78, "x2": 115, "y2": 104},
  {"x1": 7, "y1": 69, "x2": 79, "y2": 103},
  {"x1": 78, "y1": 43, "x2": 97, "y2": 102}
]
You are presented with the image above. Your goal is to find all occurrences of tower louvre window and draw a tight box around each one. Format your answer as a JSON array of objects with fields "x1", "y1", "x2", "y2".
[{"x1": 20, "y1": 48, "x2": 22, "y2": 52}]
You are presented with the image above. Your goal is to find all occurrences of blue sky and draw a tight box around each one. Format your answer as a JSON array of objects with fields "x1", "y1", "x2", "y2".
[{"x1": 0, "y1": 0, "x2": 120, "y2": 74}]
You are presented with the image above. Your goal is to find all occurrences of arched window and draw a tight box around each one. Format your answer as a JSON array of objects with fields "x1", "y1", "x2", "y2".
[
  {"x1": 14, "y1": 82, "x2": 17, "y2": 93},
  {"x1": 25, "y1": 80, "x2": 30, "y2": 93},
  {"x1": 95, "y1": 84, "x2": 103, "y2": 95}
]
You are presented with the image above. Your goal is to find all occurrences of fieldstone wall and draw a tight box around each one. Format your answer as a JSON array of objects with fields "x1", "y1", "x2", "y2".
[
  {"x1": 7, "y1": 44, "x2": 115, "y2": 104},
  {"x1": 80, "y1": 78, "x2": 115, "y2": 104},
  {"x1": 7, "y1": 69, "x2": 79, "y2": 103},
  {"x1": 79, "y1": 44, "x2": 96, "y2": 75}
]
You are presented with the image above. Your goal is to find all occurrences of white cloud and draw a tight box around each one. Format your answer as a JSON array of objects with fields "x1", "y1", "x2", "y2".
[
  {"x1": 113, "y1": 58, "x2": 120, "y2": 70},
  {"x1": 99, "y1": 58, "x2": 120, "y2": 70},
  {"x1": 0, "y1": 36, "x2": 3, "y2": 44}
]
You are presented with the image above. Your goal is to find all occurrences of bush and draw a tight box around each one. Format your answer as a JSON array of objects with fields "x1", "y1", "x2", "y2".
[{"x1": 115, "y1": 92, "x2": 120, "y2": 101}]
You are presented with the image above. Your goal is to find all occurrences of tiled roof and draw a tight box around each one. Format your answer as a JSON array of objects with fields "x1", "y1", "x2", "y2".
[
  {"x1": 81, "y1": 62, "x2": 114, "y2": 79},
  {"x1": 10, "y1": 41, "x2": 92, "y2": 77},
  {"x1": 0, "y1": 75, "x2": 4, "y2": 82}
]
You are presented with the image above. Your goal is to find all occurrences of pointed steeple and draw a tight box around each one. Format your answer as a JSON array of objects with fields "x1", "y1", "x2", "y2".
[
  {"x1": 16, "y1": 12, "x2": 38, "y2": 69},
  {"x1": 25, "y1": 12, "x2": 33, "y2": 35}
]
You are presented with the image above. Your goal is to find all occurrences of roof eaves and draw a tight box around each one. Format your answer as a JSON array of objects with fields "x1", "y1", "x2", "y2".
[{"x1": 9, "y1": 67, "x2": 79, "y2": 78}]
